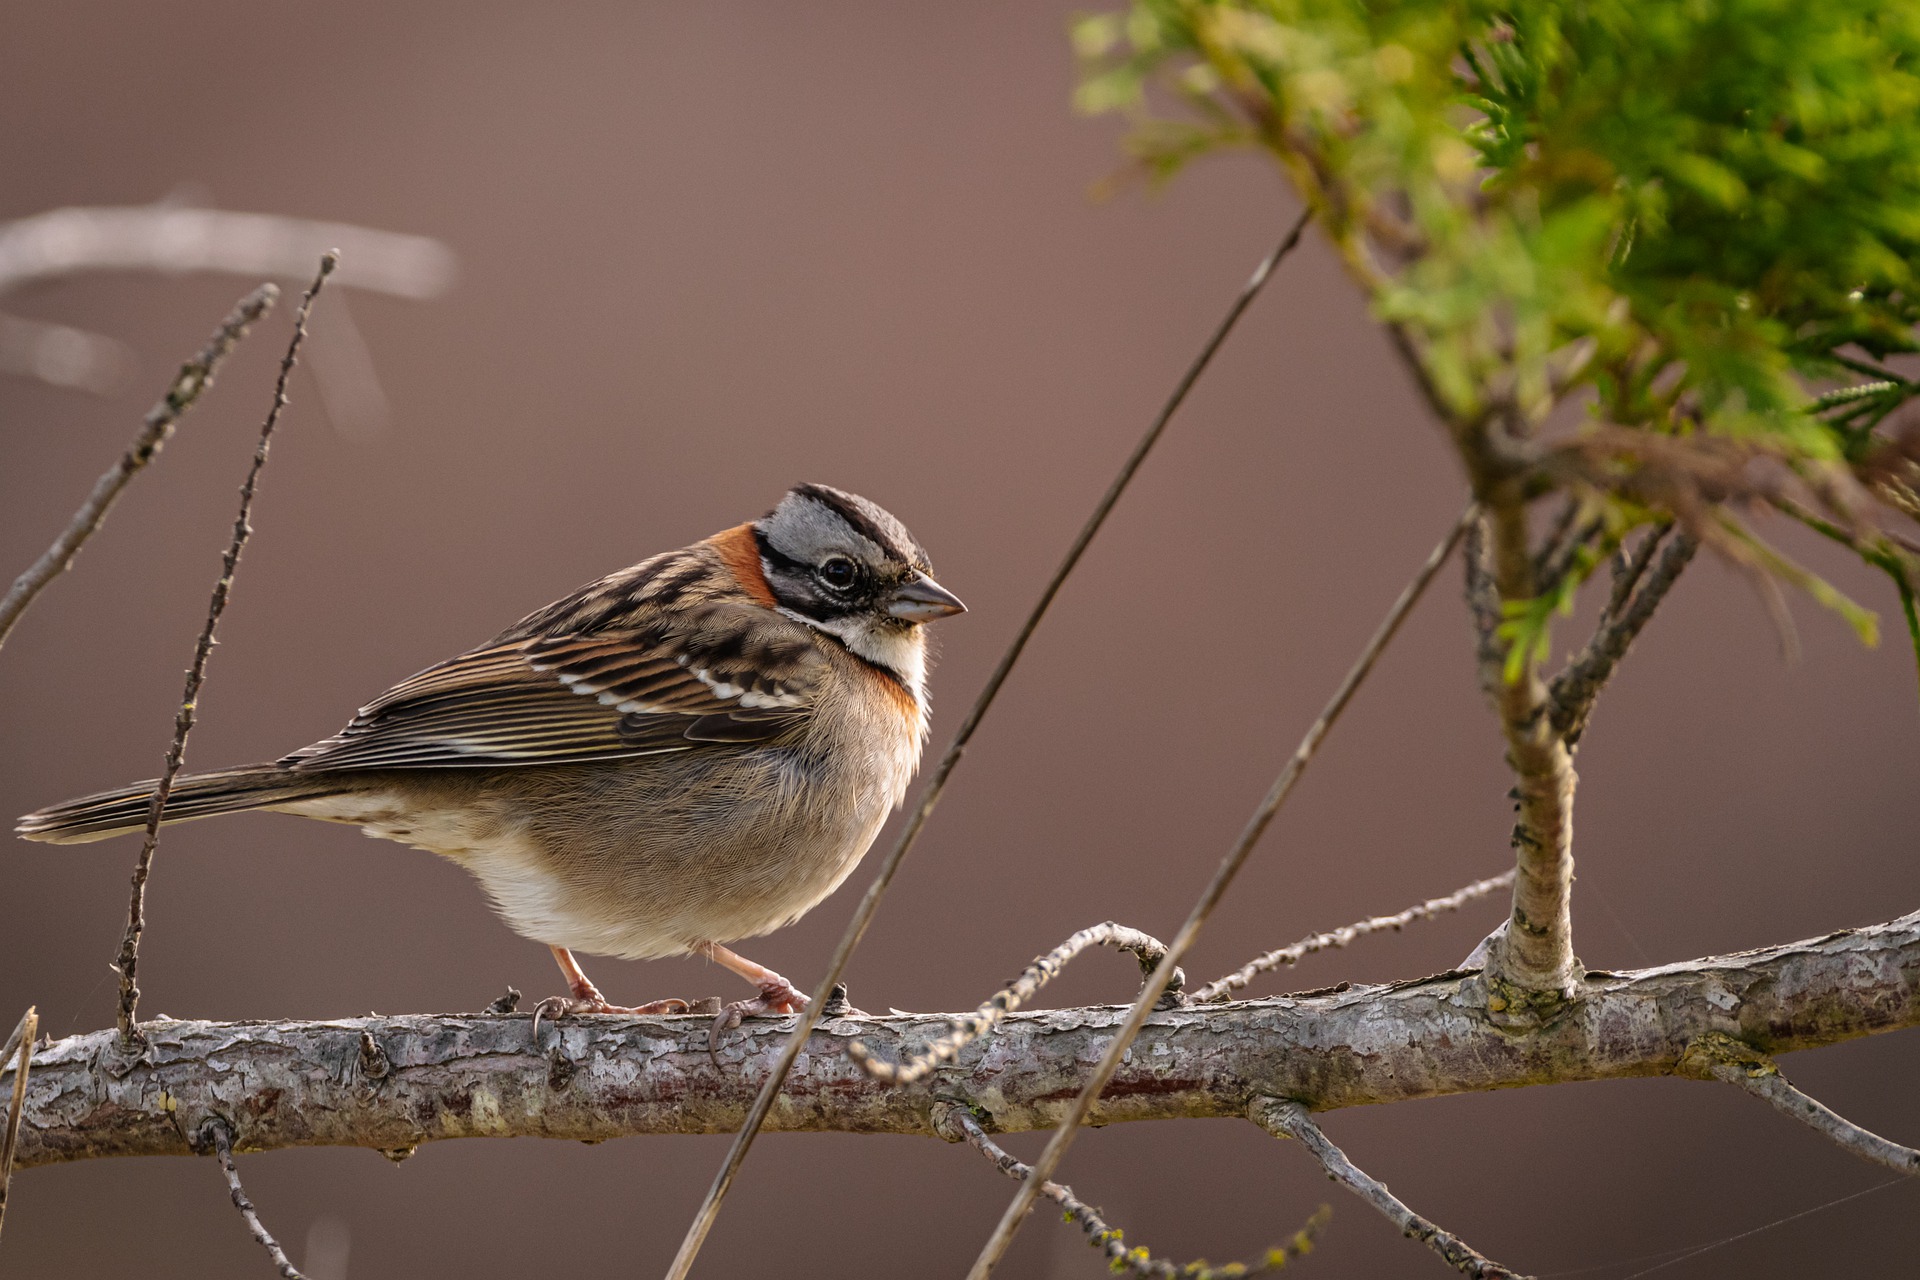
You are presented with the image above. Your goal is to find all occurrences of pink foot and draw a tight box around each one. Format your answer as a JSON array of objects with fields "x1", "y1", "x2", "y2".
[{"x1": 708, "y1": 976, "x2": 809, "y2": 1057}]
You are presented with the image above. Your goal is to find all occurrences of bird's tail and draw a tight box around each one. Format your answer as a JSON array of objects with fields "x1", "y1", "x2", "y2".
[{"x1": 15, "y1": 765, "x2": 344, "y2": 845}]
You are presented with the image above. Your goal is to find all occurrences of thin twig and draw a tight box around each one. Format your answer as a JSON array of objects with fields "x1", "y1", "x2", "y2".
[
  {"x1": 1682, "y1": 1034, "x2": 1920, "y2": 1177},
  {"x1": 1529, "y1": 496, "x2": 1581, "y2": 584},
  {"x1": 1252, "y1": 1099, "x2": 1526, "y2": 1279},
  {"x1": 0, "y1": 1018, "x2": 26, "y2": 1075},
  {"x1": 1528, "y1": 492, "x2": 1605, "y2": 600},
  {"x1": 1192, "y1": 871, "x2": 1513, "y2": 1005},
  {"x1": 207, "y1": 1120, "x2": 306, "y2": 1278},
  {"x1": 1548, "y1": 531, "x2": 1698, "y2": 746},
  {"x1": 1598, "y1": 523, "x2": 1672, "y2": 632},
  {"x1": 664, "y1": 209, "x2": 1316, "y2": 1280},
  {"x1": 942, "y1": 1105, "x2": 1328, "y2": 1278},
  {"x1": 0, "y1": 285, "x2": 278, "y2": 653},
  {"x1": 1534, "y1": 514, "x2": 1604, "y2": 599},
  {"x1": 965, "y1": 501, "x2": 1475, "y2": 1279},
  {"x1": 0, "y1": 1006, "x2": 37, "y2": 1242},
  {"x1": 849, "y1": 923, "x2": 1183, "y2": 1084},
  {"x1": 113, "y1": 255, "x2": 334, "y2": 1047}
]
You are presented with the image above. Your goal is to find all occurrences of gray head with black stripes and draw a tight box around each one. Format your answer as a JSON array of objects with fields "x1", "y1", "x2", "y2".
[{"x1": 753, "y1": 484, "x2": 965, "y2": 687}]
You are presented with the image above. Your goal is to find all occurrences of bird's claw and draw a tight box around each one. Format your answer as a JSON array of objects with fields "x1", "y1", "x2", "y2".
[
  {"x1": 531, "y1": 993, "x2": 693, "y2": 1044},
  {"x1": 707, "y1": 978, "x2": 809, "y2": 1060}
]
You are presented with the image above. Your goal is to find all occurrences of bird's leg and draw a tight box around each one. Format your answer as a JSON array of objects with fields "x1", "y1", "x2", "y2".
[
  {"x1": 531, "y1": 946, "x2": 692, "y2": 1041},
  {"x1": 552, "y1": 946, "x2": 617, "y2": 1007},
  {"x1": 698, "y1": 941, "x2": 813, "y2": 1054}
]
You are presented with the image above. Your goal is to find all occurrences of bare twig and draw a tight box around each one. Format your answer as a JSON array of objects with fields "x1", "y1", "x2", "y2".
[
  {"x1": 0, "y1": 1017, "x2": 27, "y2": 1074},
  {"x1": 1681, "y1": 1034, "x2": 1920, "y2": 1177},
  {"x1": 1548, "y1": 531, "x2": 1698, "y2": 746},
  {"x1": 1529, "y1": 496, "x2": 1581, "y2": 584},
  {"x1": 1598, "y1": 523, "x2": 1673, "y2": 632},
  {"x1": 0, "y1": 285, "x2": 278, "y2": 654},
  {"x1": 965, "y1": 501, "x2": 1474, "y2": 1279},
  {"x1": 0, "y1": 204, "x2": 453, "y2": 299},
  {"x1": 665, "y1": 209, "x2": 1316, "y2": 1279},
  {"x1": 207, "y1": 1120, "x2": 306, "y2": 1279},
  {"x1": 113, "y1": 256, "x2": 334, "y2": 1047},
  {"x1": 1252, "y1": 1099, "x2": 1525, "y2": 1279},
  {"x1": 941, "y1": 1104, "x2": 1328, "y2": 1278},
  {"x1": 15, "y1": 909, "x2": 1920, "y2": 1165},
  {"x1": 0, "y1": 1006, "x2": 38, "y2": 1242},
  {"x1": 1192, "y1": 871, "x2": 1513, "y2": 1004},
  {"x1": 849, "y1": 923, "x2": 1183, "y2": 1084},
  {"x1": 1534, "y1": 512, "x2": 1603, "y2": 597}
]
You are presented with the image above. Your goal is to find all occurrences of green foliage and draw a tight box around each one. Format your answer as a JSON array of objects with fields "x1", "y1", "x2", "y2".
[{"x1": 1075, "y1": 0, "x2": 1920, "y2": 687}]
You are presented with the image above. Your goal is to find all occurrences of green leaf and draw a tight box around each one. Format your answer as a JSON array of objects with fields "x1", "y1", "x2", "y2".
[
  {"x1": 1716, "y1": 514, "x2": 1880, "y2": 646},
  {"x1": 1076, "y1": 0, "x2": 1920, "y2": 695}
]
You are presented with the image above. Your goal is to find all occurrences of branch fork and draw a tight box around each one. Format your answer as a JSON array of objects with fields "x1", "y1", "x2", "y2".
[
  {"x1": 1254, "y1": 1099, "x2": 1524, "y2": 1279},
  {"x1": 1465, "y1": 507, "x2": 1700, "y2": 1010},
  {"x1": 1680, "y1": 1032, "x2": 1920, "y2": 1177}
]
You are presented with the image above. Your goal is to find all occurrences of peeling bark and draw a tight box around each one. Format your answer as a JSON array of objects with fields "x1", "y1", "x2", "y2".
[{"x1": 10, "y1": 910, "x2": 1915, "y2": 1166}]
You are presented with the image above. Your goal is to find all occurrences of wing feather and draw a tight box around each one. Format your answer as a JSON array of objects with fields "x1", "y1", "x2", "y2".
[{"x1": 283, "y1": 602, "x2": 823, "y2": 771}]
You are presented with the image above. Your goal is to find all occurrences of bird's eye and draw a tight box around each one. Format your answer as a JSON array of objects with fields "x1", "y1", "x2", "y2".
[{"x1": 816, "y1": 557, "x2": 858, "y2": 590}]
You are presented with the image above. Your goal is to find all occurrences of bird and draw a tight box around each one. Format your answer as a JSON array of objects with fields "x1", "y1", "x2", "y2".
[{"x1": 17, "y1": 483, "x2": 965, "y2": 1042}]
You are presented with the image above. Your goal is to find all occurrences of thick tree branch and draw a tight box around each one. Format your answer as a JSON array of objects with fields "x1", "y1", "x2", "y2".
[
  {"x1": 1252, "y1": 1099, "x2": 1522, "y2": 1279},
  {"x1": 16, "y1": 910, "x2": 1916, "y2": 1167},
  {"x1": 1680, "y1": 1033, "x2": 1920, "y2": 1177}
]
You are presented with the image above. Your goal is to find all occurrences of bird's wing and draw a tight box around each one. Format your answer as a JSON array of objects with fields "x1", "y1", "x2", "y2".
[{"x1": 281, "y1": 603, "x2": 825, "y2": 771}]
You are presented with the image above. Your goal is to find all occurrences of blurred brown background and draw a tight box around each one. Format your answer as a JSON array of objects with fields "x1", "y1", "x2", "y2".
[{"x1": 2, "y1": 4, "x2": 1916, "y2": 1277}]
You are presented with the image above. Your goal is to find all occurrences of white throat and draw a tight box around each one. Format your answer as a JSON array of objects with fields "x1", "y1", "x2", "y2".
[{"x1": 785, "y1": 610, "x2": 928, "y2": 708}]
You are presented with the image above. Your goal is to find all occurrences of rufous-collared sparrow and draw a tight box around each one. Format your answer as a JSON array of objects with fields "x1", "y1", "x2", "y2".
[{"x1": 18, "y1": 483, "x2": 965, "y2": 1037}]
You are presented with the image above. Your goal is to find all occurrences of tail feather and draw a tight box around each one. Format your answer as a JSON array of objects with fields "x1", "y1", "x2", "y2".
[{"x1": 15, "y1": 766, "x2": 344, "y2": 844}]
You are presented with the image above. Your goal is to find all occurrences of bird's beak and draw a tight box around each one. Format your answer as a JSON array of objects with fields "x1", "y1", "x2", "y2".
[{"x1": 886, "y1": 572, "x2": 966, "y2": 621}]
